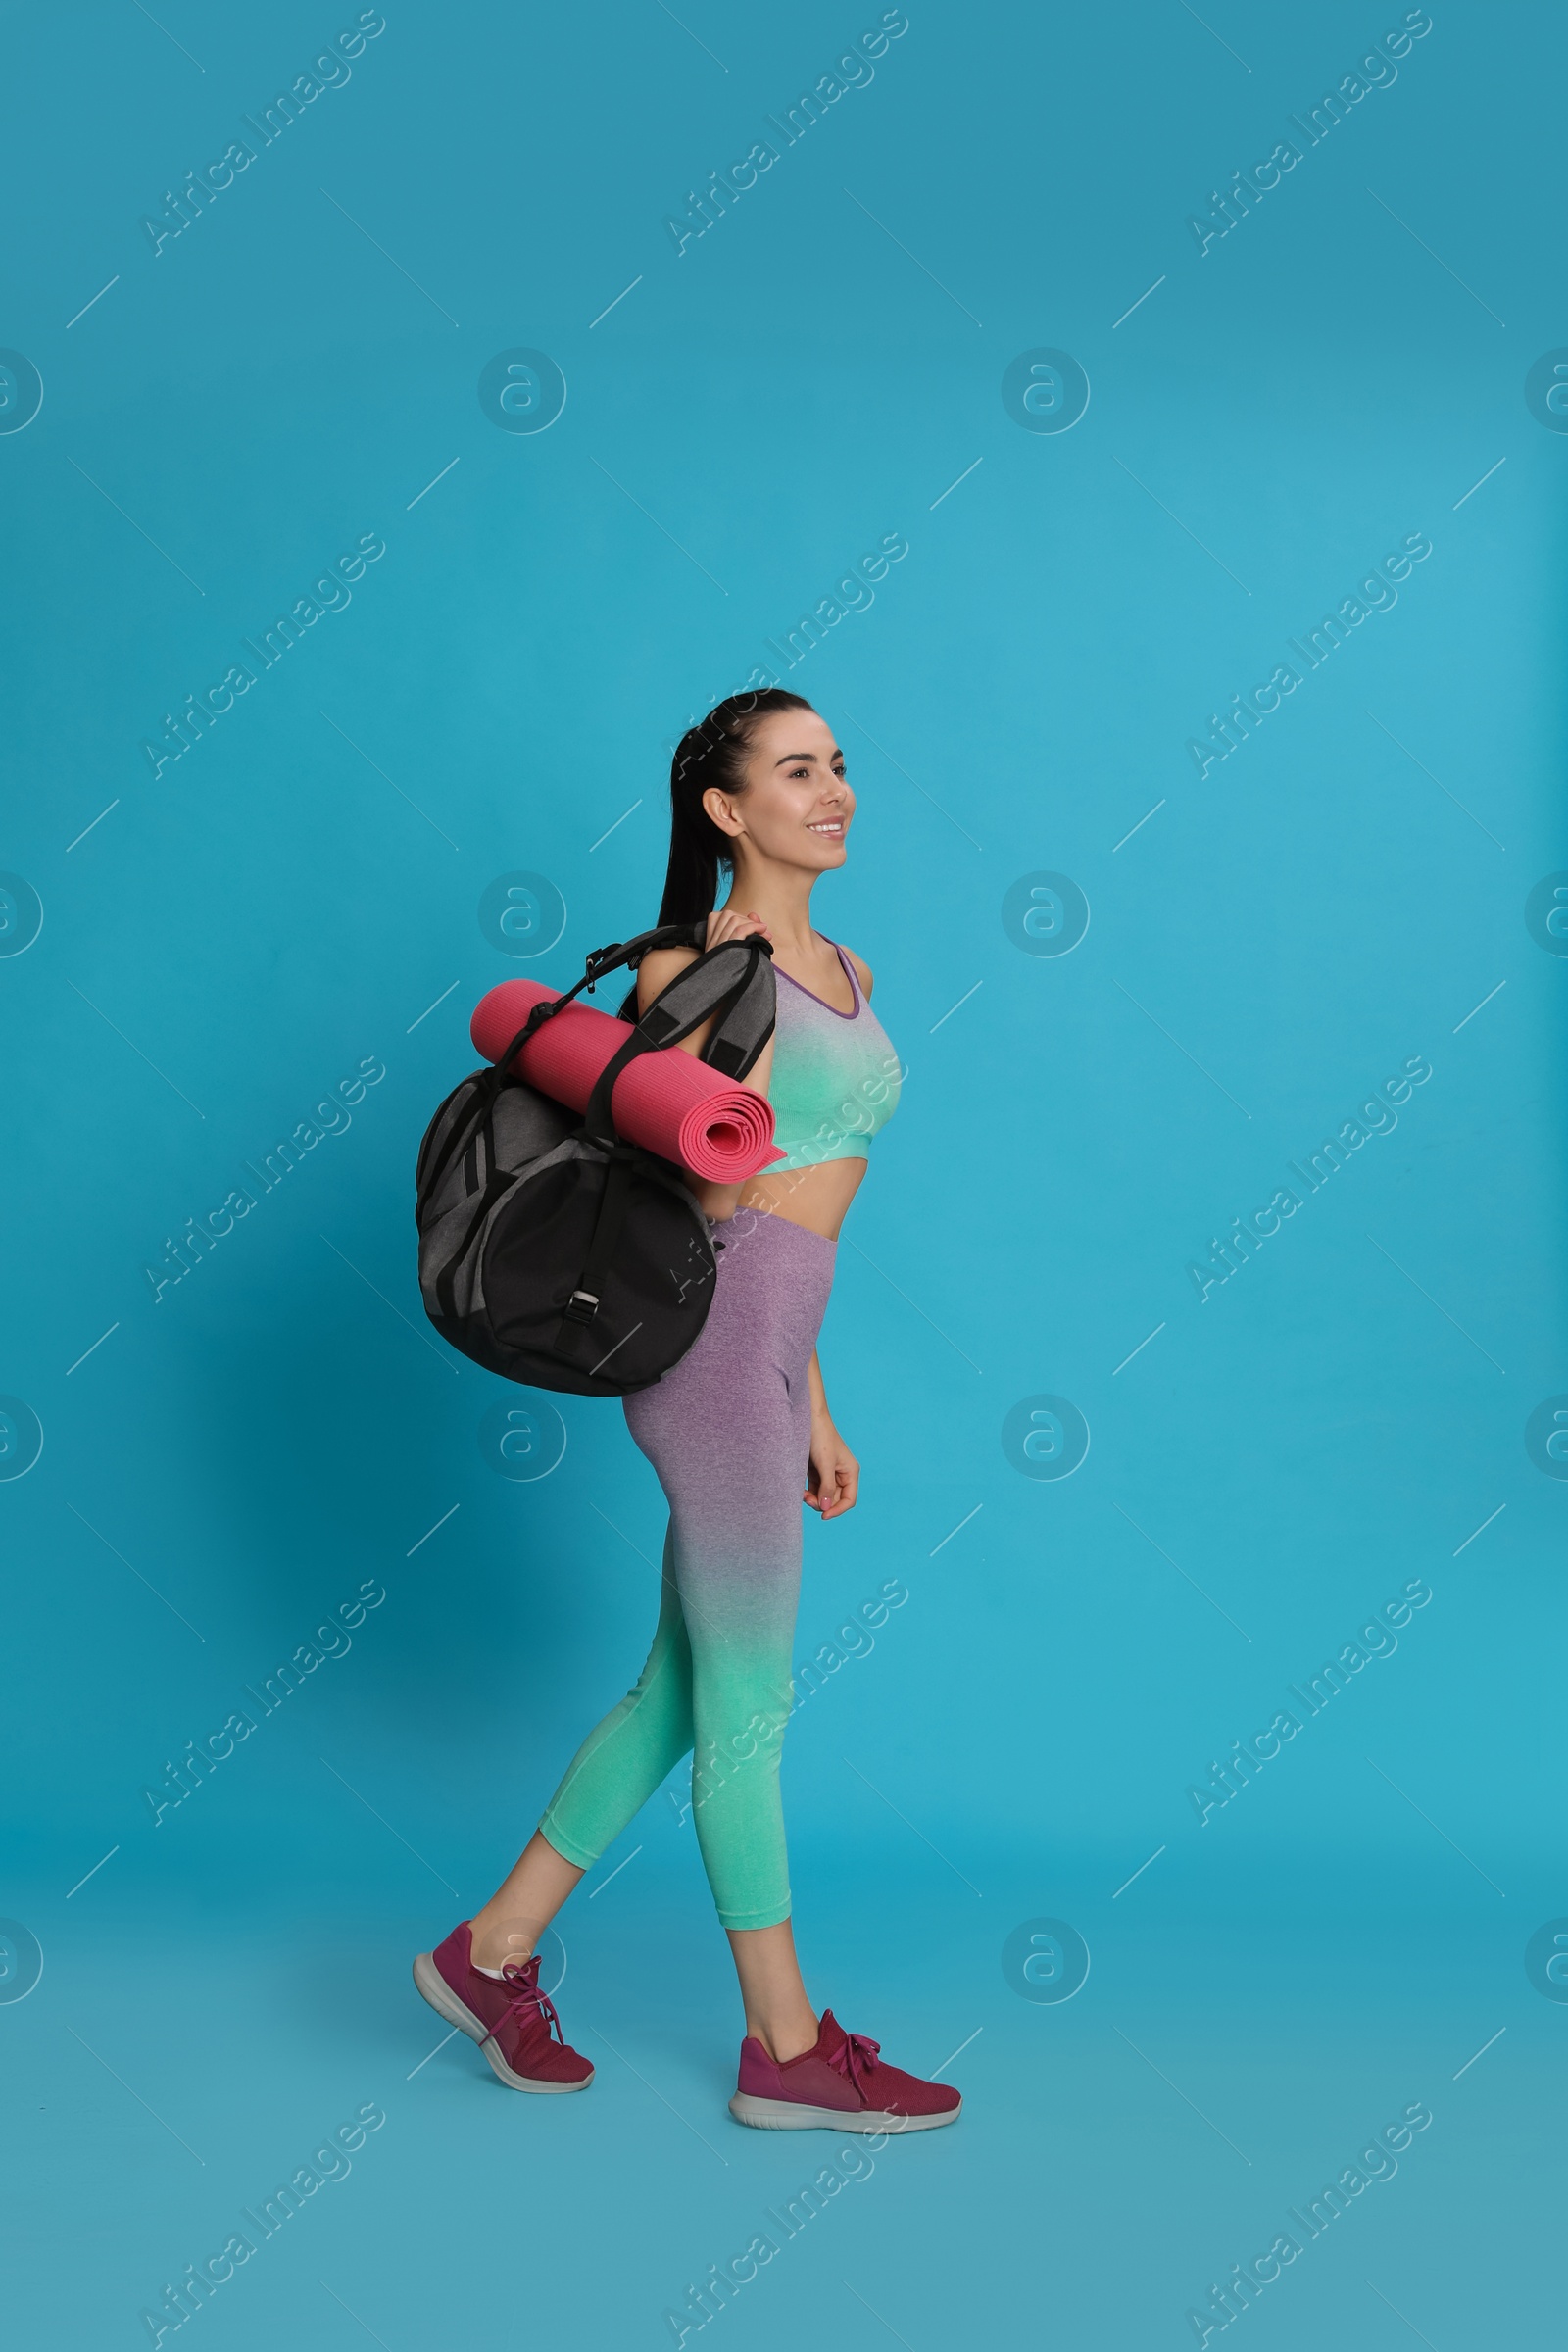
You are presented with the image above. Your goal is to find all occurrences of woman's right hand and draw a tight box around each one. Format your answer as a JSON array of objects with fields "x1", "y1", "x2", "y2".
[{"x1": 705, "y1": 907, "x2": 773, "y2": 951}]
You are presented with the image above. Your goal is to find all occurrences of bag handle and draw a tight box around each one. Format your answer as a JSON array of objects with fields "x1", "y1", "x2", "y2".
[{"x1": 485, "y1": 919, "x2": 709, "y2": 1083}]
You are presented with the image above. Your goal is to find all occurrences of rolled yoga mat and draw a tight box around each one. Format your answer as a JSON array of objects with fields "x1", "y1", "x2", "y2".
[{"x1": 471, "y1": 978, "x2": 785, "y2": 1182}]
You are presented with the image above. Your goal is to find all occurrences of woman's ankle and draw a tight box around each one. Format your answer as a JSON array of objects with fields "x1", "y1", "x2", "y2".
[
  {"x1": 746, "y1": 2008, "x2": 819, "y2": 2065},
  {"x1": 468, "y1": 1910, "x2": 540, "y2": 1974}
]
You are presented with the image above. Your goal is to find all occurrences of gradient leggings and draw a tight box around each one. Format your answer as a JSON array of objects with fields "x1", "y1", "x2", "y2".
[{"x1": 538, "y1": 1209, "x2": 836, "y2": 1930}]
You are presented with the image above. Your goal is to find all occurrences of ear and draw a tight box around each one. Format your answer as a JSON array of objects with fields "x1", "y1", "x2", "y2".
[{"x1": 702, "y1": 783, "x2": 746, "y2": 838}]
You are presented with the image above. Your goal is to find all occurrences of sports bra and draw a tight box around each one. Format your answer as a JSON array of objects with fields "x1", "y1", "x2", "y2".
[{"x1": 761, "y1": 938, "x2": 902, "y2": 1176}]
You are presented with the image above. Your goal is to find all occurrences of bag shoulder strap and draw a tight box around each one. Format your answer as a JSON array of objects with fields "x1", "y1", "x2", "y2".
[
  {"x1": 579, "y1": 933, "x2": 775, "y2": 1148},
  {"x1": 635, "y1": 934, "x2": 776, "y2": 1080}
]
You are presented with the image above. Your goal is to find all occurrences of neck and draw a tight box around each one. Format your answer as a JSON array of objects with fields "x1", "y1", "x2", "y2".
[{"x1": 719, "y1": 856, "x2": 822, "y2": 956}]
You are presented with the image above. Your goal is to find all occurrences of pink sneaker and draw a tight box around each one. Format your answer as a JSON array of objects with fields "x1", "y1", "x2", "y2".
[
  {"x1": 729, "y1": 2008, "x2": 961, "y2": 2133},
  {"x1": 413, "y1": 1921, "x2": 594, "y2": 2093}
]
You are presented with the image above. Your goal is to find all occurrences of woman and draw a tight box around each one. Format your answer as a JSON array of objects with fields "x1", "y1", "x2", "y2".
[{"x1": 415, "y1": 690, "x2": 961, "y2": 2133}]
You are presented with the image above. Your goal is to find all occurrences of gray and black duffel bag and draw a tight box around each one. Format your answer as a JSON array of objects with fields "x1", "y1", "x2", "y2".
[{"x1": 415, "y1": 923, "x2": 775, "y2": 1396}]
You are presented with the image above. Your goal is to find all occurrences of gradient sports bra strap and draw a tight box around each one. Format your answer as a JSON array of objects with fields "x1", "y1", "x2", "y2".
[{"x1": 828, "y1": 937, "x2": 861, "y2": 1006}]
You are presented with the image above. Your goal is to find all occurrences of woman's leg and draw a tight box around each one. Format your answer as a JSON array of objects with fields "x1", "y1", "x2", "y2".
[
  {"x1": 469, "y1": 1526, "x2": 695, "y2": 1970},
  {"x1": 468, "y1": 1833, "x2": 585, "y2": 1972},
  {"x1": 727, "y1": 1921, "x2": 819, "y2": 2061},
  {"x1": 626, "y1": 1209, "x2": 836, "y2": 2058}
]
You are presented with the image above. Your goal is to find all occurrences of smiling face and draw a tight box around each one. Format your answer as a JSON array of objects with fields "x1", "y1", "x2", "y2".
[{"x1": 704, "y1": 706, "x2": 854, "y2": 876}]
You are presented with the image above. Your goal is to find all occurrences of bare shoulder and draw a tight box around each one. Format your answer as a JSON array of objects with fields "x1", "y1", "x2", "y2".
[
  {"x1": 634, "y1": 941, "x2": 700, "y2": 1014},
  {"x1": 634, "y1": 938, "x2": 727, "y2": 1061},
  {"x1": 840, "y1": 943, "x2": 874, "y2": 999}
]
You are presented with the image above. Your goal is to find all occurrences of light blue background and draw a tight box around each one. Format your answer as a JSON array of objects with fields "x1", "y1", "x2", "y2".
[{"x1": 3, "y1": 2, "x2": 1562, "y2": 2345}]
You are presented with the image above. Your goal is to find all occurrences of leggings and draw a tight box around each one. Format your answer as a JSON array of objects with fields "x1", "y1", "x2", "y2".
[{"x1": 538, "y1": 1207, "x2": 836, "y2": 1930}]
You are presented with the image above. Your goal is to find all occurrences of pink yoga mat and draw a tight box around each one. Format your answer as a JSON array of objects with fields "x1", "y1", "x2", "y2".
[{"x1": 471, "y1": 979, "x2": 784, "y2": 1182}]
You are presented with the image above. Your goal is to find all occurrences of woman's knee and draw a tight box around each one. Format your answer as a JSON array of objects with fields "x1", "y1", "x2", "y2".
[{"x1": 691, "y1": 1705, "x2": 791, "y2": 1809}]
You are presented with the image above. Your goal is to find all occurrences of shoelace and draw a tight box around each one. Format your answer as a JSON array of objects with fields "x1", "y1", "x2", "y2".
[
  {"x1": 496, "y1": 1956, "x2": 566, "y2": 2048},
  {"x1": 827, "y1": 2029, "x2": 882, "y2": 2097}
]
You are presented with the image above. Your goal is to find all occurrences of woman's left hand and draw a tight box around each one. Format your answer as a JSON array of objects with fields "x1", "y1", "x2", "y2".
[{"x1": 805, "y1": 1420, "x2": 858, "y2": 1518}]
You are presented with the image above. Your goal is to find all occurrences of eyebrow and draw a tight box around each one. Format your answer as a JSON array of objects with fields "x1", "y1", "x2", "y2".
[{"x1": 774, "y1": 749, "x2": 844, "y2": 765}]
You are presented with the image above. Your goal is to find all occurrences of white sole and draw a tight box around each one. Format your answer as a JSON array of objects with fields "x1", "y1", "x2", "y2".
[
  {"x1": 728, "y1": 2091, "x2": 961, "y2": 2133},
  {"x1": 412, "y1": 1951, "x2": 594, "y2": 2093}
]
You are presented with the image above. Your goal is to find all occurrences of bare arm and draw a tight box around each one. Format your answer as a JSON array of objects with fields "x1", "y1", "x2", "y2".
[{"x1": 804, "y1": 1348, "x2": 858, "y2": 1517}]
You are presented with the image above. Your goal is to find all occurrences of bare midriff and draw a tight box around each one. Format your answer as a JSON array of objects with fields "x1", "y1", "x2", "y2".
[{"x1": 690, "y1": 1155, "x2": 868, "y2": 1243}]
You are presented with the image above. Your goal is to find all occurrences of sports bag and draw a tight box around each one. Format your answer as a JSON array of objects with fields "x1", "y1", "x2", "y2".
[{"x1": 415, "y1": 921, "x2": 776, "y2": 1396}]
